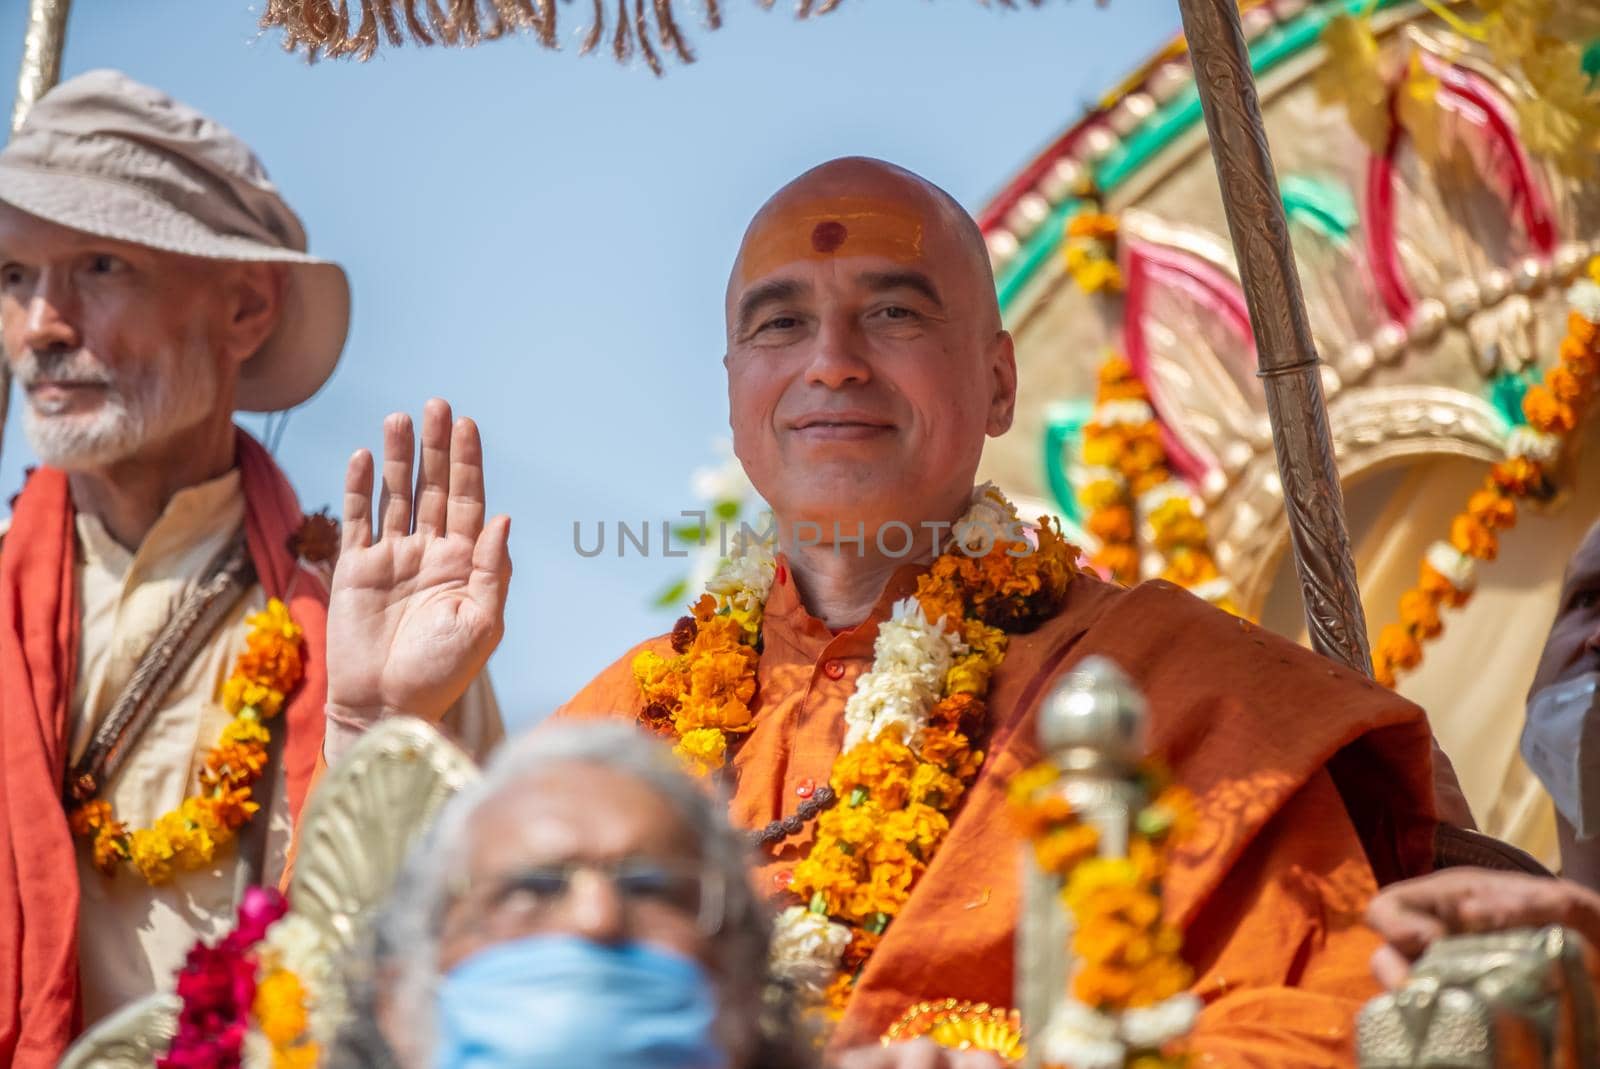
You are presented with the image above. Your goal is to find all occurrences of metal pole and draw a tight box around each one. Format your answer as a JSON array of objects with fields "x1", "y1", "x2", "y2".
[
  {"x1": 1175, "y1": 0, "x2": 1372, "y2": 676},
  {"x1": 0, "y1": 0, "x2": 71, "y2": 475}
]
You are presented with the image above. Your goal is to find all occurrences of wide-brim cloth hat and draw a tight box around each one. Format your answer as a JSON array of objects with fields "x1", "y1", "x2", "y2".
[{"x1": 0, "y1": 68, "x2": 350, "y2": 412}]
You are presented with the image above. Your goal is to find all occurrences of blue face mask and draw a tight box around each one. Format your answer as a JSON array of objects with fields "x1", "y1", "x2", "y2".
[{"x1": 433, "y1": 935, "x2": 730, "y2": 1069}]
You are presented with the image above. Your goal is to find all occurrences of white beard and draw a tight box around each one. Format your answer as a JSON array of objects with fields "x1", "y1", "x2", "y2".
[{"x1": 15, "y1": 330, "x2": 219, "y2": 470}]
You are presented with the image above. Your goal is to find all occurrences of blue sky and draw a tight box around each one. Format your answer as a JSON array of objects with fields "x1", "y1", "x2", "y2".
[{"x1": 0, "y1": 0, "x2": 1177, "y2": 729}]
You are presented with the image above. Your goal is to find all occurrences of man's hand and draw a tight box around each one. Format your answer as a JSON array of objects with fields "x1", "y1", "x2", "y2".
[
  {"x1": 833, "y1": 1040, "x2": 1007, "y2": 1069},
  {"x1": 1367, "y1": 869, "x2": 1600, "y2": 989},
  {"x1": 325, "y1": 398, "x2": 511, "y2": 727}
]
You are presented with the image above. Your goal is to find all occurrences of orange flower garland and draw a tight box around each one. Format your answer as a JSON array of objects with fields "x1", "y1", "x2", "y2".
[
  {"x1": 1065, "y1": 211, "x2": 1124, "y2": 295},
  {"x1": 1373, "y1": 271, "x2": 1600, "y2": 687},
  {"x1": 70, "y1": 599, "x2": 305, "y2": 885},
  {"x1": 1008, "y1": 761, "x2": 1198, "y2": 1067},
  {"x1": 640, "y1": 488, "x2": 1080, "y2": 1020},
  {"x1": 1079, "y1": 356, "x2": 1241, "y2": 615}
]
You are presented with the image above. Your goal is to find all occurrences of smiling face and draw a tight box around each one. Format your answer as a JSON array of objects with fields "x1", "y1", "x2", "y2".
[
  {"x1": 1528, "y1": 520, "x2": 1600, "y2": 701},
  {"x1": 0, "y1": 204, "x2": 275, "y2": 472},
  {"x1": 723, "y1": 159, "x2": 1017, "y2": 546}
]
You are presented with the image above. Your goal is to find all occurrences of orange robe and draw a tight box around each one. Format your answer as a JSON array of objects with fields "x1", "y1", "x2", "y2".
[{"x1": 561, "y1": 566, "x2": 1438, "y2": 1066}]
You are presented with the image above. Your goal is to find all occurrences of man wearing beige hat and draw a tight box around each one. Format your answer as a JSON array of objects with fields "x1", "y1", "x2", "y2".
[{"x1": 0, "y1": 69, "x2": 504, "y2": 1067}]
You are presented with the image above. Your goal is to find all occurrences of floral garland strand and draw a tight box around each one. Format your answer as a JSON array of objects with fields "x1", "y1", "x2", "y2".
[
  {"x1": 1079, "y1": 356, "x2": 1242, "y2": 616},
  {"x1": 70, "y1": 599, "x2": 306, "y2": 885},
  {"x1": 1373, "y1": 268, "x2": 1600, "y2": 687},
  {"x1": 638, "y1": 487, "x2": 1080, "y2": 1018},
  {"x1": 159, "y1": 885, "x2": 337, "y2": 1069},
  {"x1": 1007, "y1": 761, "x2": 1199, "y2": 1069}
]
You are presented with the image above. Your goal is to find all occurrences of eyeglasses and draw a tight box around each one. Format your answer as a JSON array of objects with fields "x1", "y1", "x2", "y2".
[{"x1": 445, "y1": 859, "x2": 726, "y2": 940}]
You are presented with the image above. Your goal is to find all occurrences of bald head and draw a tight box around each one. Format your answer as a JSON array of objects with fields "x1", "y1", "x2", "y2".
[
  {"x1": 726, "y1": 157, "x2": 1000, "y2": 338},
  {"x1": 720, "y1": 157, "x2": 1018, "y2": 559}
]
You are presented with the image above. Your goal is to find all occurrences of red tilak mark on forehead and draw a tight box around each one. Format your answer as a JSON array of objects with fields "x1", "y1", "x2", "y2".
[{"x1": 811, "y1": 220, "x2": 848, "y2": 253}]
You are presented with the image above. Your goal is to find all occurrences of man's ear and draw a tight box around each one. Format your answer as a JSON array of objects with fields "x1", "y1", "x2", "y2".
[
  {"x1": 223, "y1": 262, "x2": 287, "y2": 367},
  {"x1": 986, "y1": 330, "x2": 1018, "y2": 437}
]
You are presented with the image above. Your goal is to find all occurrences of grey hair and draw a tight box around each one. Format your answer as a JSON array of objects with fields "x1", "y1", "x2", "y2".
[{"x1": 333, "y1": 720, "x2": 801, "y2": 1069}]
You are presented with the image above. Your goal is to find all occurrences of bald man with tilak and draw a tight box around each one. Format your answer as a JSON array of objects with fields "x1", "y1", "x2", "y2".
[{"x1": 558, "y1": 157, "x2": 1445, "y2": 1067}]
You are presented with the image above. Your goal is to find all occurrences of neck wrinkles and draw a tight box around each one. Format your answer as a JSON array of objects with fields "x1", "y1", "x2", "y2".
[
  {"x1": 773, "y1": 495, "x2": 972, "y2": 631},
  {"x1": 65, "y1": 412, "x2": 239, "y2": 551}
]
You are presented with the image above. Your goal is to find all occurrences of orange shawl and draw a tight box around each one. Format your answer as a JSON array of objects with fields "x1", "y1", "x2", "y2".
[{"x1": 0, "y1": 430, "x2": 327, "y2": 1068}]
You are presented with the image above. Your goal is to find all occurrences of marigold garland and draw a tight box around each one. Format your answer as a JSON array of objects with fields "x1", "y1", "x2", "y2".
[
  {"x1": 1079, "y1": 356, "x2": 1242, "y2": 616},
  {"x1": 69, "y1": 599, "x2": 305, "y2": 885},
  {"x1": 1008, "y1": 761, "x2": 1199, "y2": 1068},
  {"x1": 637, "y1": 487, "x2": 1080, "y2": 1020},
  {"x1": 1065, "y1": 210, "x2": 1124, "y2": 295},
  {"x1": 1373, "y1": 270, "x2": 1600, "y2": 688}
]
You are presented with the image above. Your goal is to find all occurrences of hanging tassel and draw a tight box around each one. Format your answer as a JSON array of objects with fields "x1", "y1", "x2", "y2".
[
  {"x1": 262, "y1": 0, "x2": 807, "y2": 69},
  {"x1": 654, "y1": 0, "x2": 695, "y2": 63},
  {"x1": 635, "y1": 0, "x2": 664, "y2": 75},
  {"x1": 613, "y1": 0, "x2": 635, "y2": 62},
  {"x1": 581, "y1": 0, "x2": 605, "y2": 55}
]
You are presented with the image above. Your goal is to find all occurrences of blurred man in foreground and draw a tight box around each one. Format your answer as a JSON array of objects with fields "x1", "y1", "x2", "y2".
[{"x1": 335, "y1": 721, "x2": 812, "y2": 1069}]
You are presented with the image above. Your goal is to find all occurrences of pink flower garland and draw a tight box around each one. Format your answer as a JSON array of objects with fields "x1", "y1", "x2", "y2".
[{"x1": 158, "y1": 887, "x2": 288, "y2": 1069}]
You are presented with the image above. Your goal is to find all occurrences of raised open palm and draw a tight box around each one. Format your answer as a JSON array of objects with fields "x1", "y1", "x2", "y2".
[{"x1": 326, "y1": 398, "x2": 511, "y2": 727}]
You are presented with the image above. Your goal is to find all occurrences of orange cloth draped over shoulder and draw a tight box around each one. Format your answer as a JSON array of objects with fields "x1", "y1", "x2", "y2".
[
  {"x1": 560, "y1": 564, "x2": 1438, "y2": 1067},
  {"x1": 0, "y1": 431, "x2": 328, "y2": 1069}
]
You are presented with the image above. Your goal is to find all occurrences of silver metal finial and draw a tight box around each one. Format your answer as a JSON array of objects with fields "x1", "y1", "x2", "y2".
[{"x1": 1037, "y1": 655, "x2": 1147, "y2": 773}]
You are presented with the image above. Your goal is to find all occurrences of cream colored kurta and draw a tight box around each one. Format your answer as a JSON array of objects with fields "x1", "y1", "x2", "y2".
[{"x1": 3, "y1": 470, "x2": 506, "y2": 1026}]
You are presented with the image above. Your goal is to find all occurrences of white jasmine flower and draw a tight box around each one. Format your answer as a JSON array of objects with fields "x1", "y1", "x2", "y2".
[
  {"x1": 1120, "y1": 993, "x2": 1202, "y2": 1048},
  {"x1": 873, "y1": 599, "x2": 962, "y2": 689},
  {"x1": 769, "y1": 907, "x2": 852, "y2": 997},
  {"x1": 842, "y1": 668, "x2": 937, "y2": 750},
  {"x1": 1505, "y1": 426, "x2": 1562, "y2": 464},
  {"x1": 708, "y1": 533, "x2": 777, "y2": 608},
  {"x1": 952, "y1": 482, "x2": 1017, "y2": 554},
  {"x1": 1567, "y1": 278, "x2": 1600, "y2": 325},
  {"x1": 1426, "y1": 541, "x2": 1477, "y2": 593},
  {"x1": 1093, "y1": 398, "x2": 1155, "y2": 427},
  {"x1": 1037, "y1": 1001, "x2": 1124, "y2": 1069}
]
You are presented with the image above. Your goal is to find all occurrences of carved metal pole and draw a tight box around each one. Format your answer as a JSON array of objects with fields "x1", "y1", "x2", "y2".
[
  {"x1": 1175, "y1": 0, "x2": 1371, "y2": 675},
  {"x1": 0, "y1": 0, "x2": 72, "y2": 476}
]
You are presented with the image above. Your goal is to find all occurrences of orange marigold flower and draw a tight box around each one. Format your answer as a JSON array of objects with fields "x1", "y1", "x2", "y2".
[
  {"x1": 1375, "y1": 623, "x2": 1423, "y2": 671},
  {"x1": 1067, "y1": 211, "x2": 1119, "y2": 242},
  {"x1": 1034, "y1": 822, "x2": 1100, "y2": 875},
  {"x1": 1418, "y1": 560, "x2": 1473, "y2": 608},
  {"x1": 1466, "y1": 489, "x2": 1516, "y2": 530},
  {"x1": 928, "y1": 693, "x2": 985, "y2": 732},
  {"x1": 1489, "y1": 456, "x2": 1549, "y2": 498},
  {"x1": 254, "y1": 968, "x2": 311, "y2": 1048},
  {"x1": 1398, "y1": 589, "x2": 1443, "y2": 639},
  {"x1": 919, "y1": 726, "x2": 972, "y2": 768},
  {"x1": 91, "y1": 825, "x2": 129, "y2": 876},
  {"x1": 1092, "y1": 543, "x2": 1140, "y2": 585},
  {"x1": 1159, "y1": 547, "x2": 1220, "y2": 588},
  {"x1": 70, "y1": 799, "x2": 114, "y2": 836},
  {"x1": 1549, "y1": 365, "x2": 1586, "y2": 404},
  {"x1": 1449, "y1": 513, "x2": 1499, "y2": 561},
  {"x1": 831, "y1": 736, "x2": 920, "y2": 808},
  {"x1": 1569, "y1": 310, "x2": 1598, "y2": 348},
  {"x1": 1523, "y1": 386, "x2": 1576, "y2": 434},
  {"x1": 1086, "y1": 505, "x2": 1134, "y2": 544}
]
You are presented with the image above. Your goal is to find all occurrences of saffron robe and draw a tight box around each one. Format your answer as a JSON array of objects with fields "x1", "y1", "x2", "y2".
[{"x1": 561, "y1": 565, "x2": 1438, "y2": 1066}]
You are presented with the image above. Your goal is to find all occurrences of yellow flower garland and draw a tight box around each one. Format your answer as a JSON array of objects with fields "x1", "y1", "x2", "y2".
[
  {"x1": 1081, "y1": 356, "x2": 1240, "y2": 616},
  {"x1": 70, "y1": 599, "x2": 305, "y2": 885},
  {"x1": 635, "y1": 492, "x2": 1081, "y2": 1016},
  {"x1": 1008, "y1": 760, "x2": 1197, "y2": 1065}
]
